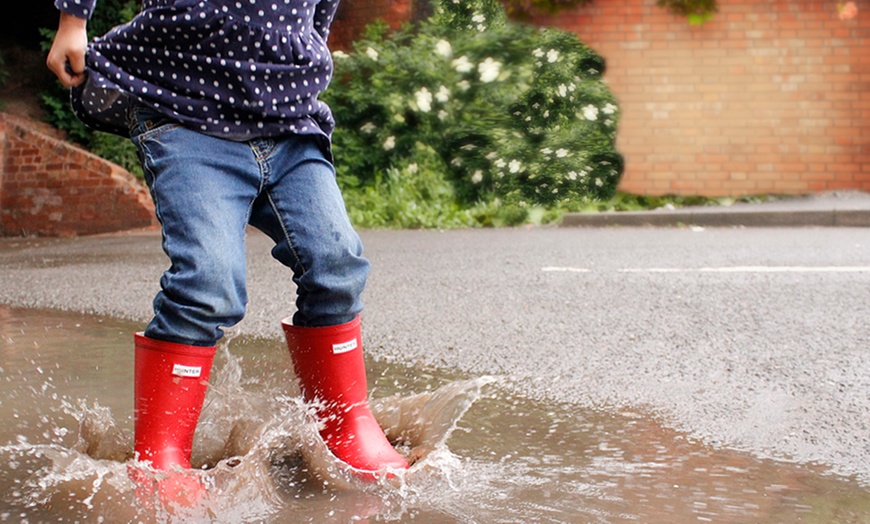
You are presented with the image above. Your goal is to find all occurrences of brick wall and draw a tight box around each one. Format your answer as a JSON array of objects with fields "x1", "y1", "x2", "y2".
[
  {"x1": 0, "y1": 113, "x2": 157, "y2": 237},
  {"x1": 331, "y1": 0, "x2": 870, "y2": 197},
  {"x1": 330, "y1": 0, "x2": 412, "y2": 51},
  {"x1": 531, "y1": 0, "x2": 870, "y2": 196}
]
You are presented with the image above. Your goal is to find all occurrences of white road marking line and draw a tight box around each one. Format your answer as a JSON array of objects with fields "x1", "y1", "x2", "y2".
[
  {"x1": 542, "y1": 266, "x2": 870, "y2": 273},
  {"x1": 618, "y1": 266, "x2": 870, "y2": 273}
]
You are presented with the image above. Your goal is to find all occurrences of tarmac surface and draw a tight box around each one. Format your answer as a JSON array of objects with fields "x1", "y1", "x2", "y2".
[{"x1": 1, "y1": 191, "x2": 868, "y2": 486}]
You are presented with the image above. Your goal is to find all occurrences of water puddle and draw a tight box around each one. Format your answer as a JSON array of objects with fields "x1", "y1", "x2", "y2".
[{"x1": 1, "y1": 307, "x2": 868, "y2": 522}]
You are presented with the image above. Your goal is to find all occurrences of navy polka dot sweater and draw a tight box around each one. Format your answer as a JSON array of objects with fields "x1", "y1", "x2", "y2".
[{"x1": 54, "y1": 0, "x2": 340, "y2": 141}]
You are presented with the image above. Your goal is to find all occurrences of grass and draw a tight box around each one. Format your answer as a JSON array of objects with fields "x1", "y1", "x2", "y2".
[{"x1": 572, "y1": 192, "x2": 784, "y2": 213}]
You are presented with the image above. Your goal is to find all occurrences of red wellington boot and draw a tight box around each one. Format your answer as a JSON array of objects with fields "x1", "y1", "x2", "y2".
[
  {"x1": 282, "y1": 316, "x2": 409, "y2": 476},
  {"x1": 132, "y1": 334, "x2": 216, "y2": 506}
]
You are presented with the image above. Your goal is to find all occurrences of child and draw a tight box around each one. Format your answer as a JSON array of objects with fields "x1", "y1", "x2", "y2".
[{"x1": 46, "y1": 0, "x2": 409, "y2": 502}]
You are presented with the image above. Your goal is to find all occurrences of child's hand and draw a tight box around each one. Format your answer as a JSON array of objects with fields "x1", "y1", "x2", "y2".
[{"x1": 46, "y1": 13, "x2": 88, "y2": 87}]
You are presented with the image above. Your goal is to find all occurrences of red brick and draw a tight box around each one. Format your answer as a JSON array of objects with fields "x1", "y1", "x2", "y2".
[{"x1": 1, "y1": 113, "x2": 158, "y2": 237}]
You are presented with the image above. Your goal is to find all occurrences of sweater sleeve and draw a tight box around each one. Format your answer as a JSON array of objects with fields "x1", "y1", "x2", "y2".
[
  {"x1": 54, "y1": 0, "x2": 96, "y2": 20},
  {"x1": 313, "y1": 0, "x2": 340, "y2": 42}
]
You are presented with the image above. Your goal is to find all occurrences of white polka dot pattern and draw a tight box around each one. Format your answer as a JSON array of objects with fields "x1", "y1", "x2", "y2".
[{"x1": 55, "y1": 0, "x2": 340, "y2": 140}]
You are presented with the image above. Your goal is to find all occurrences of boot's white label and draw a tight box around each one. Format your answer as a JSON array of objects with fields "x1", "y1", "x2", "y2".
[
  {"x1": 332, "y1": 338, "x2": 358, "y2": 354},
  {"x1": 172, "y1": 364, "x2": 202, "y2": 378}
]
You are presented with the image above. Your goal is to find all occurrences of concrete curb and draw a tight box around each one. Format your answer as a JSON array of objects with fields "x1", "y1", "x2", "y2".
[{"x1": 561, "y1": 192, "x2": 870, "y2": 228}]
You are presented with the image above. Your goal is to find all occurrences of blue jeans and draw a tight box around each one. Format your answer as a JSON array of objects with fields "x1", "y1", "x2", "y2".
[{"x1": 128, "y1": 106, "x2": 369, "y2": 346}]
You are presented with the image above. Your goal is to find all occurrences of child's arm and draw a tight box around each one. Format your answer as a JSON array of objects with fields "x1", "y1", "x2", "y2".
[
  {"x1": 47, "y1": 0, "x2": 96, "y2": 88},
  {"x1": 46, "y1": 12, "x2": 88, "y2": 87}
]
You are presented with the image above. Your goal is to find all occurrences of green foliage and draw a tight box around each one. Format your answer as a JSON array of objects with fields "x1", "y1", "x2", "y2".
[
  {"x1": 0, "y1": 50, "x2": 9, "y2": 88},
  {"x1": 432, "y1": 0, "x2": 508, "y2": 30},
  {"x1": 340, "y1": 142, "x2": 476, "y2": 228},
  {"x1": 84, "y1": 0, "x2": 141, "y2": 37},
  {"x1": 40, "y1": 0, "x2": 142, "y2": 178},
  {"x1": 500, "y1": 0, "x2": 718, "y2": 23},
  {"x1": 40, "y1": 89, "x2": 90, "y2": 143},
  {"x1": 571, "y1": 192, "x2": 744, "y2": 213},
  {"x1": 656, "y1": 0, "x2": 718, "y2": 24},
  {"x1": 326, "y1": 0, "x2": 623, "y2": 227},
  {"x1": 88, "y1": 131, "x2": 143, "y2": 176}
]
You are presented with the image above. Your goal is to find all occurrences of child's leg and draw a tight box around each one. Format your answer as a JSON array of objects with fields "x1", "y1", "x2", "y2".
[
  {"x1": 249, "y1": 135, "x2": 408, "y2": 474},
  {"x1": 127, "y1": 108, "x2": 262, "y2": 497},
  {"x1": 248, "y1": 135, "x2": 369, "y2": 328},
  {"x1": 130, "y1": 107, "x2": 259, "y2": 346}
]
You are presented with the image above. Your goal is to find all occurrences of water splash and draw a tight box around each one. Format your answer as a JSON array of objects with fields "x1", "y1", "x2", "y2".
[{"x1": 0, "y1": 338, "x2": 498, "y2": 522}]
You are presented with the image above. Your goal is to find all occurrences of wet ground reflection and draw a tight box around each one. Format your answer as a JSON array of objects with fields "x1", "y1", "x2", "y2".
[{"x1": 1, "y1": 307, "x2": 868, "y2": 522}]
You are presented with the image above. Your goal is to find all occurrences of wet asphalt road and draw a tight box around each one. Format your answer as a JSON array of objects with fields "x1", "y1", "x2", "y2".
[{"x1": 1, "y1": 226, "x2": 868, "y2": 484}]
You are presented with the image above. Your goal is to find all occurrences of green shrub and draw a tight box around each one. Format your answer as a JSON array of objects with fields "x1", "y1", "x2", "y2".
[
  {"x1": 39, "y1": 0, "x2": 624, "y2": 227},
  {"x1": 325, "y1": 0, "x2": 623, "y2": 227}
]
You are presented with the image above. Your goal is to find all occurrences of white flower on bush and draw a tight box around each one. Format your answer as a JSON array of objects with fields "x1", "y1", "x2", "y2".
[
  {"x1": 365, "y1": 47, "x2": 379, "y2": 61},
  {"x1": 435, "y1": 85, "x2": 450, "y2": 103},
  {"x1": 414, "y1": 87, "x2": 433, "y2": 113},
  {"x1": 457, "y1": 80, "x2": 471, "y2": 91},
  {"x1": 383, "y1": 136, "x2": 395, "y2": 150},
  {"x1": 602, "y1": 103, "x2": 617, "y2": 115},
  {"x1": 508, "y1": 159, "x2": 522, "y2": 173},
  {"x1": 595, "y1": 177, "x2": 604, "y2": 187},
  {"x1": 557, "y1": 84, "x2": 568, "y2": 97},
  {"x1": 567, "y1": 171, "x2": 578, "y2": 180},
  {"x1": 360, "y1": 122, "x2": 376, "y2": 134},
  {"x1": 472, "y1": 13, "x2": 487, "y2": 31},
  {"x1": 438, "y1": 110, "x2": 448, "y2": 121},
  {"x1": 478, "y1": 58, "x2": 502, "y2": 83},
  {"x1": 541, "y1": 147, "x2": 552, "y2": 156},
  {"x1": 471, "y1": 170, "x2": 484, "y2": 184},
  {"x1": 494, "y1": 158, "x2": 506, "y2": 168},
  {"x1": 547, "y1": 49, "x2": 560, "y2": 63},
  {"x1": 332, "y1": 50, "x2": 348, "y2": 60},
  {"x1": 556, "y1": 148, "x2": 569, "y2": 158},
  {"x1": 582, "y1": 105, "x2": 599, "y2": 121},
  {"x1": 435, "y1": 39, "x2": 452, "y2": 58},
  {"x1": 452, "y1": 55, "x2": 473, "y2": 73},
  {"x1": 533, "y1": 48, "x2": 544, "y2": 58},
  {"x1": 407, "y1": 163, "x2": 419, "y2": 174}
]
